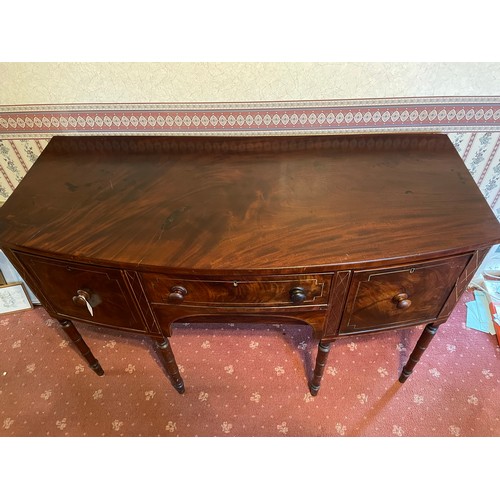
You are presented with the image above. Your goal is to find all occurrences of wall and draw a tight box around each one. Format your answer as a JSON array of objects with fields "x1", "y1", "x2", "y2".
[
  {"x1": 1, "y1": 63, "x2": 500, "y2": 214},
  {"x1": 2, "y1": 62, "x2": 500, "y2": 103}
]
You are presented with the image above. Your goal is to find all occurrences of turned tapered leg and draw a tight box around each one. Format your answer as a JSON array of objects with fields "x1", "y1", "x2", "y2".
[
  {"x1": 399, "y1": 323, "x2": 439, "y2": 383},
  {"x1": 156, "y1": 338, "x2": 185, "y2": 394},
  {"x1": 58, "y1": 319, "x2": 104, "y2": 376},
  {"x1": 309, "y1": 341, "x2": 334, "y2": 396}
]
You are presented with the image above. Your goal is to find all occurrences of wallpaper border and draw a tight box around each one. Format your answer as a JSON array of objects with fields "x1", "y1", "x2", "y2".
[{"x1": 1, "y1": 97, "x2": 499, "y2": 139}]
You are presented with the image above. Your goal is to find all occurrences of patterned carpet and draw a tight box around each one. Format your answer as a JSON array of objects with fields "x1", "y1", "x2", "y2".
[{"x1": 1, "y1": 291, "x2": 499, "y2": 437}]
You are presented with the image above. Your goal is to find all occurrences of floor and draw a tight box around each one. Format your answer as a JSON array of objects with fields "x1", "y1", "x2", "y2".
[{"x1": 1, "y1": 291, "x2": 499, "y2": 436}]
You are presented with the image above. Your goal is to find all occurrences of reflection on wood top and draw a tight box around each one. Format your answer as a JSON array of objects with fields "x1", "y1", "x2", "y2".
[{"x1": 1, "y1": 134, "x2": 500, "y2": 273}]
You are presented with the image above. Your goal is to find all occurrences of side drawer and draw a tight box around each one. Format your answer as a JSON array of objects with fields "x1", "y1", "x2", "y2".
[
  {"x1": 339, "y1": 254, "x2": 471, "y2": 334},
  {"x1": 140, "y1": 273, "x2": 333, "y2": 308},
  {"x1": 14, "y1": 252, "x2": 144, "y2": 331}
]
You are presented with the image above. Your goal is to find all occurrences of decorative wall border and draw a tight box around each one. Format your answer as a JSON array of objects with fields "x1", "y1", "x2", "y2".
[{"x1": 1, "y1": 97, "x2": 500, "y2": 139}]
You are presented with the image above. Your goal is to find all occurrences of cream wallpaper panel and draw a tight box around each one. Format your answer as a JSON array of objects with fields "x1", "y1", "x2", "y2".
[{"x1": 2, "y1": 62, "x2": 500, "y2": 104}]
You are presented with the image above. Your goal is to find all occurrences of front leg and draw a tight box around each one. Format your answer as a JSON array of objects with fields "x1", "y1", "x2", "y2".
[
  {"x1": 399, "y1": 322, "x2": 439, "y2": 383},
  {"x1": 58, "y1": 318, "x2": 104, "y2": 376},
  {"x1": 156, "y1": 338, "x2": 185, "y2": 394},
  {"x1": 309, "y1": 340, "x2": 334, "y2": 396}
]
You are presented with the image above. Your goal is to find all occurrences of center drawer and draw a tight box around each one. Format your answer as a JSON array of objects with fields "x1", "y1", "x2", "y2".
[{"x1": 140, "y1": 273, "x2": 333, "y2": 308}]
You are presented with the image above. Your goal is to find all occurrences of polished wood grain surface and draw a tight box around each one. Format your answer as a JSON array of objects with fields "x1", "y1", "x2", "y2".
[{"x1": 1, "y1": 134, "x2": 499, "y2": 274}]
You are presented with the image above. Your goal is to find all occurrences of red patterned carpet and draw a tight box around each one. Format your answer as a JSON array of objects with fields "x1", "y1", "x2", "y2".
[{"x1": 1, "y1": 291, "x2": 499, "y2": 437}]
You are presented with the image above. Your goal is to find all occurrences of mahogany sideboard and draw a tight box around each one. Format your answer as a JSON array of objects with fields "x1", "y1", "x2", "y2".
[{"x1": 1, "y1": 134, "x2": 500, "y2": 396}]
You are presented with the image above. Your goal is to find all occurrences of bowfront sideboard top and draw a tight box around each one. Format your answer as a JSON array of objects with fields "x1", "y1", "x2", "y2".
[
  {"x1": 1, "y1": 134, "x2": 498, "y2": 272},
  {"x1": 1, "y1": 133, "x2": 499, "y2": 396}
]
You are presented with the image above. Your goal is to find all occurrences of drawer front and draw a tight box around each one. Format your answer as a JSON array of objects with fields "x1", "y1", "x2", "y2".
[
  {"x1": 141, "y1": 273, "x2": 333, "y2": 308},
  {"x1": 339, "y1": 254, "x2": 471, "y2": 334},
  {"x1": 15, "y1": 253, "x2": 144, "y2": 330}
]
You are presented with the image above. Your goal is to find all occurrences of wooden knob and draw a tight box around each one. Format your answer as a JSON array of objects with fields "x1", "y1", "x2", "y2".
[
  {"x1": 393, "y1": 293, "x2": 412, "y2": 310},
  {"x1": 290, "y1": 287, "x2": 307, "y2": 304},
  {"x1": 72, "y1": 289, "x2": 91, "y2": 307},
  {"x1": 397, "y1": 299, "x2": 412, "y2": 309},
  {"x1": 168, "y1": 285, "x2": 188, "y2": 303}
]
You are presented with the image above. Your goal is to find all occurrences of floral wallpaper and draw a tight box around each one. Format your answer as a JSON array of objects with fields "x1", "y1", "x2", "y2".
[
  {"x1": 450, "y1": 132, "x2": 500, "y2": 217},
  {"x1": 0, "y1": 139, "x2": 49, "y2": 202}
]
